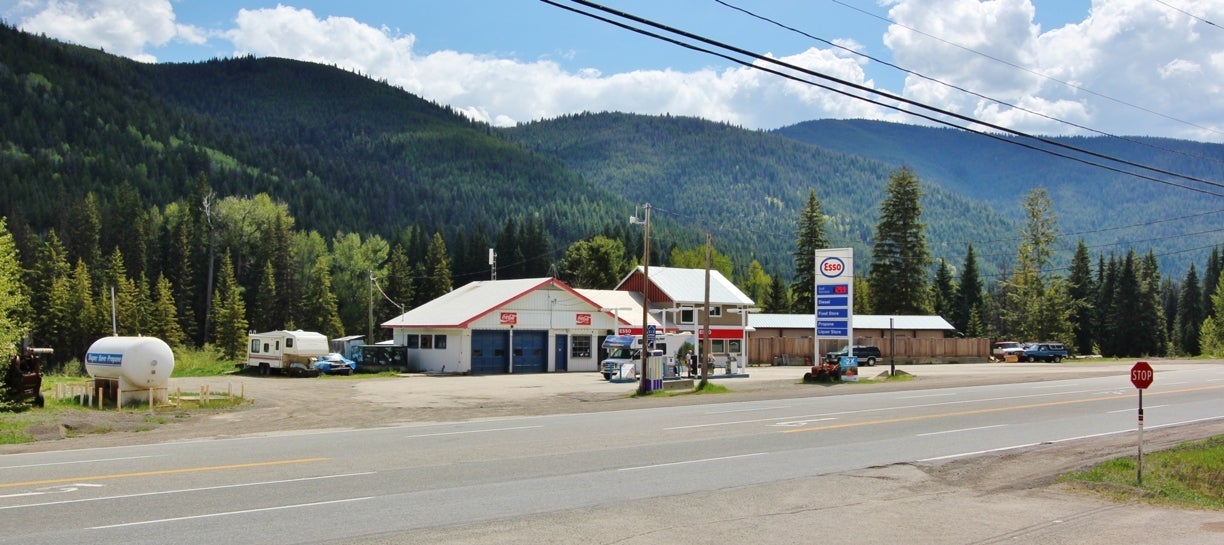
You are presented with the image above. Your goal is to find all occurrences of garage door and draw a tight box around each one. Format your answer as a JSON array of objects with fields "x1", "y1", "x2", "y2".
[
  {"x1": 512, "y1": 330, "x2": 548, "y2": 374},
  {"x1": 471, "y1": 330, "x2": 509, "y2": 374}
]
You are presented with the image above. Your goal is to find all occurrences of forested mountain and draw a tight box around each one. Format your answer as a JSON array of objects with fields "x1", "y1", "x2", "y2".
[
  {"x1": 776, "y1": 119, "x2": 1224, "y2": 276},
  {"x1": 0, "y1": 23, "x2": 628, "y2": 251},
  {"x1": 500, "y1": 112, "x2": 1017, "y2": 278}
]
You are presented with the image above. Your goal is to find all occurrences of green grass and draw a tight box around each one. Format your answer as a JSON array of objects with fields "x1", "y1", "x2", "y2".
[
  {"x1": 172, "y1": 345, "x2": 241, "y2": 377},
  {"x1": 1064, "y1": 435, "x2": 1224, "y2": 509}
]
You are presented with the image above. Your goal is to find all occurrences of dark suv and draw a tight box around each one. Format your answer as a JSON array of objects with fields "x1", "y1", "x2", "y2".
[{"x1": 823, "y1": 345, "x2": 882, "y2": 366}]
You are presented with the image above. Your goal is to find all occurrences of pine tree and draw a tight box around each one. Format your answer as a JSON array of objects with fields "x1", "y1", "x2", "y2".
[
  {"x1": 868, "y1": 167, "x2": 931, "y2": 314},
  {"x1": 148, "y1": 273, "x2": 185, "y2": 348},
  {"x1": 764, "y1": 274, "x2": 791, "y2": 314},
  {"x1": 27, "y1": 230, "x2": 69, "y2": 347},
  {"x1": 423, "y1": 232, "x2": 453, "y2": 300},
  {"x1": 1137, "y1": 252, "x2": 1166, "y2": 356},
  {"x1": 1067, "y1": 240, "x2": 1095, "y2": 355},
  {"x1": 791, "y1": 190, "x2": 830, "y2": 314},
  {"x1": 253, "y1": 260, "x2": 278, "y2": 332},
  {"x1": 381, "y1": 243, "x2": 414, "y2": 323},
  {"x1": 952, "y1": 244, "x2": 983, "y2": 335},
  {"x1": 300, "y1": 256, "x2": 344, "y2": 339},
  {"x1": 1203, "y1": 245, "x2": 1222, "y2": 320},
  {"x1": 1175, "y1": 265, "x2": 1203, "y2": 356},
  {"x1": 211, "y1": 253, "x2": 248, "y2": 360},
  {"x1": 931, "y1": 258, "x2": 955, "y2": 325}
]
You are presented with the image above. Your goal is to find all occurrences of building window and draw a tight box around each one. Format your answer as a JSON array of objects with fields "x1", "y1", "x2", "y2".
[
  {"x1": 405, "y1": 335, "x2": 420, "y2": 349},
  {"x1": 434, "y1": 335, "x2": 447, "y2": 349},
  {"x1": 728, "y1": 339, "x2": 741, "y2": 354},
  {"x1": 421, "y1": 335, "x2": 433, "y2": 349},
  {"x1": 571, "y1": 336, "x2": 592, "y2": 358},
  {"x1": 708, "y1": 305, "x2": 722, "y2": 317},
  {"x1": 711, "y1": 339, "x2": 726, "y2": 353},
  {"x1": 680, "y1": 308, "x2": 695, "y2": 324}
]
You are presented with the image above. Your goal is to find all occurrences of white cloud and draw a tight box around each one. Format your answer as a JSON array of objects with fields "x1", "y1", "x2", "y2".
[
  {"x1": 12, "y1": 0, "x2": 205, "y2": 63},
  {"x1": 884, "y1": 0, "x2": 1224, "y2": 139}
]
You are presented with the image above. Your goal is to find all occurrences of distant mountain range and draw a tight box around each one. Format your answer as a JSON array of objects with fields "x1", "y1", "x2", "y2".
[{"x1": 2, "y1": 23, "x2": 1219, "y2": 281}]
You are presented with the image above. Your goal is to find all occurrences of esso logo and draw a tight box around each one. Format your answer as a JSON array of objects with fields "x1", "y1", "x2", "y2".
[{"x1": 820, "y1": 257, "x2": 845, "y2": 278}]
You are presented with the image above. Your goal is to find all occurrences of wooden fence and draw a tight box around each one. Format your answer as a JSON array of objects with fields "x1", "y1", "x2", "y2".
[{"x1": 748, "y1": 337, "x2": 990, "y2": 365}]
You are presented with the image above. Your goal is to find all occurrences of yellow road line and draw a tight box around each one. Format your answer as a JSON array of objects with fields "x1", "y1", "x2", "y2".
[
  {"x1": 782, "y1": 384, "x2": 1224, "y2": 434},
  {"x1": 2, "y1": 457, "x2": 330, "y2": 489}
]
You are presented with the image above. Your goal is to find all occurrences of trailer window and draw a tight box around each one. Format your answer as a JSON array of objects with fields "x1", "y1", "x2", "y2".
[
  {"x1": 286, "y1": 338, "x2": 294, "y2": 348},
  {"x1": 250, "y1": 340, "x2": 260, "y2": 353}
]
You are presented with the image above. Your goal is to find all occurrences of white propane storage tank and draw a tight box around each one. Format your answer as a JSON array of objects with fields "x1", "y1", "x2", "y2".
[{"x1": 85, "y1": 336, "x2": 175, "y2": 405}]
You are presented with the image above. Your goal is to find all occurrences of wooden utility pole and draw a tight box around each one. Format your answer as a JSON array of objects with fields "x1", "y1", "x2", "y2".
[{"x1": 700, "y1": 232, "x2": 712, "y2": 388}]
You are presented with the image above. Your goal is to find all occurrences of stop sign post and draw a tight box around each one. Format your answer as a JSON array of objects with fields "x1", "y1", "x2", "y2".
[{"x1": 1130, "y1": 361, "x2": 1154, "y2": 486}]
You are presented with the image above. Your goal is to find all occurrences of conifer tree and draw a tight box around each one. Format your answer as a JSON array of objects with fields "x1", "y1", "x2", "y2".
[
  {"x1": 148, "y1": 273, "x2": 185, "y2": 348},
  {"x1": 211, "y1": 253, "x2": 248, "y2": 360},
  {"x1": 253, "y1": 260, "x2": 278, "y2": 332},
  {"x1": 931, "y1": 258, "x2": 955, "y2": 325},
  {"x1": 952, "y1": 244, "x2": 982, "y2": 335},
  {"x1": 1175, "y1": 265, "x2": 1203, "y2": 356},
  {"x1": 423, "y1": 232, "x2": 453, "y2": 300},
  {"x1": 27, "y1": 231, "x2": 69, "y2": 347},
  {"x1": 1067, "y1": 240, "x2": 1095, "y2": 355},
  {"x1": 1203, "y1": 245, "x2": 1222, "y2": 320},
  {"x1": 764, "y1": 274, "x2": 791, "y2": 314},
  {"x1": 381, "y1": 243, "x2": 414, "y2": 323},
  {"x1": 791, "y1": 189, "x2": 830, "y2": 314},
  {"x1": 868, "y1": 167, "x2": 931, "y2": 314},
  {"x1": 300, "y1": 256, "x2": 343, "y2": 339}
]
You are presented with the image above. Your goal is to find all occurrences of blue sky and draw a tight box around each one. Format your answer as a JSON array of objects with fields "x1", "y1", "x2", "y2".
[{"x1": 4, "y1": 1, "x2": 1222, "y2": 141}]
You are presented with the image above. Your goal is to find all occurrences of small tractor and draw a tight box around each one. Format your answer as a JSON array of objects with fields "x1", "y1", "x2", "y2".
[
  {"x1": 5, "y1": 346, "x2": 51, "y2": 408},
  {"x1": 802, "y1": 355, "x2": 842, "y2": 383}
]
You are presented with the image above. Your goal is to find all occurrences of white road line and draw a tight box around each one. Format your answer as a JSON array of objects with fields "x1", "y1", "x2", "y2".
[
  {"x1": 1107, "y1": 405, "x2": 1168, "y2": 414},
  {"x1": 919, "y1": 443, "x2": 1041, "y2": 462},
  {"x1": 896, "y1": 393, "x2": 956, "y2": 399},
  {"x1": 0, "y1": 472, "x2": 375, "y2": 511},
  {"x1": 705, "y1": 405, "x2": 793, "y2": 414},
  {"x1": 664, "y1": 414, "x2": 836, "y2": 430},
  {"x1": 916, "y1": 424, "x2": 1006, "y2": 437},
  {"x1": 0, "y1": 455, "x2": 163, "y2": 470},
  {"x1": 619, "y1": 453, "x2": 766, "y2": 471},
  {"x1": 91, "y1": 497, "x2": 373, "y2": 529},
  {"x1": 403, "y1": 425, "x2": 542, "y2": 438}
]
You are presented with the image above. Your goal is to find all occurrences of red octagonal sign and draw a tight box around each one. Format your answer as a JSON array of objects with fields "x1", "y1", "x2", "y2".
[{"x1": 1130, "y1": 361, "x2": 1154, "y2": 389}]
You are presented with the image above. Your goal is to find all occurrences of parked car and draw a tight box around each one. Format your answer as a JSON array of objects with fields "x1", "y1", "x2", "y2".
[
  {"x1": 313, "y1": 353, "x2": 357, "y2": 375},
  {"x1": 1022, "y1": 342, "x2": 1068, "y2": 363},
  {"x1": 823, "y1": 345, "x2": 881, "y2": 366},
  {"x1": 991, "y1": 341, "x2": 1025, "y2": 361}
]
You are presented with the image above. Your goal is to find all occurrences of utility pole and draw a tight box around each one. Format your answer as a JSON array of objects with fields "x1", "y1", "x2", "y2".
[
  {"x1": 701, "y1": 232, "x2": 712, "y2": 387},
  {"x1": 368, "y1": 270, "x2": 375, "y2": 343},
  {"x1": 637, "y1": 204, "x2": 652, "y2": 395}
]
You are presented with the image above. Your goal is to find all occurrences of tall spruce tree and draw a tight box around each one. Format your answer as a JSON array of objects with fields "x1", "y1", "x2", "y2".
[
  {"x1": 1137, "y1": 251, "x2": 1166, "y2": 356},
  {"x1": 211, "y1": 253, "x2": 248, "y2": 360},
  {"x1": 764, "y1": 274, "x2": 791, "y2": 314},
  {"x1": 1175, "y1": 265, "x2": 1203, "y2": 356},
  {"x1": 1203, "y1": 245, "x2": 1222, "y2": 320},
  {"x1": 932, "y1": 259, "x2": 956, "y2": 326},
  {"x1": 422, "y1": 232, "x2": 454, "y2": 301},
  {"x1": 791, "y1": 189, "x2": 830, "y2": 314},
  {"x1": 868, "y1": 167, "x2": 931, "y2": 315},
  {"x1": 952, "y1": 244, "x2": 983, "y2": 335},
  {"x1": 0, "y1": 217, "x2": 28, "y2": 360},
  {"x1": 1067, "y1": 240, "x2": 1095, "y2": 355},
  {"x1": 300, "y1": 256, "x2": 344, "y2": 340}
]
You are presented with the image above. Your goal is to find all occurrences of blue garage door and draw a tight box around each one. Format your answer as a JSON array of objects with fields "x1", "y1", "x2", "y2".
[
  {"x1": 512, "y1": 330, "x2": 548, "y2": 374},
  {"x1": 471, "y1": 330, "x2": 509, "y2": 374}
]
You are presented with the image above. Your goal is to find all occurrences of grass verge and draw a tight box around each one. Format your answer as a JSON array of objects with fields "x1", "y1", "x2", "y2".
[{"x1": 1063, "y1": 435, "x2": 1224, "y2": 510}]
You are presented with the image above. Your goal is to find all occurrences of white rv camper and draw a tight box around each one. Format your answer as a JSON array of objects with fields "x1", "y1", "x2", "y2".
[{"x1": 244, "y1": 330, "x2": 330, "y2": 376}]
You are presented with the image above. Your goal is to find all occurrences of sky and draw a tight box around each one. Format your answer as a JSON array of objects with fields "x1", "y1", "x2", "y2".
[{"x1": 3, "y1": 0, "x2": 1224, "y2": 142}]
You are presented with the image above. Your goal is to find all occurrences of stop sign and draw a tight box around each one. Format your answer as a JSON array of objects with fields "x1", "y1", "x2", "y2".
[{"x1": 1130, "y1": 361, "x2": 1154, "y2": 389}]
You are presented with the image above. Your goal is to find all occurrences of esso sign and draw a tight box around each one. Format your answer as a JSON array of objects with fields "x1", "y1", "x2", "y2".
[
  {"x1": 820, "y1": 257, "x2": 846, "y2": 278},
  {"x1": 1130, "y1": 361, "x2": 1154, "y2": 389}
]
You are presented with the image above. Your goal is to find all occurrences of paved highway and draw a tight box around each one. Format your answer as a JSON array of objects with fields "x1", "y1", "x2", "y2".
[{"x1": 2, "y1": 365, "x2": 1223, "y2": 544}]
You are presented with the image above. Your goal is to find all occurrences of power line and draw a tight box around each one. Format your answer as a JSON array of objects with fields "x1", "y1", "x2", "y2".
[
  {"x1": 544, "y1": 0, "x2": 1224, "y2": 198},
  {"x1": 828, "y1": 0, "x2": 1224, "y2": 139},
  {"x1": 714, "y1": 0, "x2": 1224, "y2": 168},
  {"x1": 1153, "y1": 0, "x2": 1222, "y2": 30}
]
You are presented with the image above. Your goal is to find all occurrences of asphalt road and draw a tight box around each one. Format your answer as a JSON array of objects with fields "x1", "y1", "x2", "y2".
[{"x1": 3, "y1": 362, "x2": 1224, "y2": 544}]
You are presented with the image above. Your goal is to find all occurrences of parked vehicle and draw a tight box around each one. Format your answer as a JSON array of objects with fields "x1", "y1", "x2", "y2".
[
  {"x1": 312, "y1": 353, "x2": 356, "y2": 375},
  {"x1": 5, "y1": 346, "x2": 51, "y2": 407},
  {"x1": 243, "y1": 330, "x2": 330, "y2": 376},
  {"x1": 600, "y1": 333, "x2": 694, "y2": 380},
  {"x1": 991, "y1": 341, "x2": 1025, "y2": 360},
  {"x1": 823, "y1": 345, "x2": 881, "y2": 366},
  {"x1": 1022, "y1": 342, "x2": 1068, "y2": 363}
]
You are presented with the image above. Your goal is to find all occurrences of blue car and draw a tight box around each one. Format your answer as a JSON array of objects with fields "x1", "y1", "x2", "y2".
[{"x1": 312, "y1": 353, "x2": 357, "y2": 375}]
